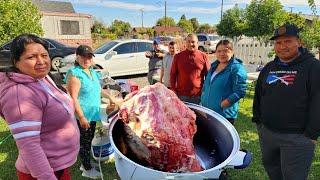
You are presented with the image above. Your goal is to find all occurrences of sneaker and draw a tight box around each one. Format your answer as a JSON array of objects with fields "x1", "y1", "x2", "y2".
[
  {"x1": 82, "y1": 168, "x2": 101, "y2": 179},
  {"x1": 80, "y1": 161, "x2": 99, "y2": 171}
]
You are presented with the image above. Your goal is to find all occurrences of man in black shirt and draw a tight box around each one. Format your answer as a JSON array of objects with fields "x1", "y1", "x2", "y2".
[
  {"x1": 253, "y1": 24, "x2": 320, "y2": 179},
  {"x1": 145, "y1": 39, "x2": 165, "y2": 84}
]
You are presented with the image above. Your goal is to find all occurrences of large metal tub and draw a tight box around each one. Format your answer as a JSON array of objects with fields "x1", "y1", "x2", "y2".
[{"x1": 108, "y1": 103, "x2": 251, "y2": 179}]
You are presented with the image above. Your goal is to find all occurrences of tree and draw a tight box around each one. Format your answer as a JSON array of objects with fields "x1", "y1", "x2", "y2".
[
  {"x1": 216, "y1": 5, "x2": 246, "y2": 39},
  {"x1": 110, "y1": 20, "x2": 131, "y2": 37},
  {"x1": 0, "y1": 0, "x2": 43, "y2": 45},
  {"x1": 198, "y1": 24, "x2": 215, "y2": 33},
  {"x1": 308, "y1": 0, "x2": 317, "y2": 15},
  {"x1": 156, "y1": 17, "x2": 176, "y2": 27},
  {"x1": 91, "y1": 20, "x2": 108, "y2": 36},
  {"x1": 180, "y1": 14, "x2": 186, "y2": 21},
  {"x1": 178, "y1": 19, "x2": 193, "y2": 33},
  {"x1": 301, "y1": 19, "x2": 320, "y2": 50},
  {"x1": 190, "y1": 18, "x2": 200, "y2": 32},
  {"x1": 282, "y1": 12, "x2": 305, "y2": 29},
  {"x1": 244, "y1": 0, "x2": 286, "y2": 40}
]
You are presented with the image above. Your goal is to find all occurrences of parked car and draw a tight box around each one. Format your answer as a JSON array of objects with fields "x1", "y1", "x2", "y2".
[
  {"x1": 197, "y1": 34, "x2": 221, "y2": 53},
  {"x1": 60, "y1": 39, "x2": 158, "y2": 77},
  {"x1": 157, "y1": 36, "x2": 175, "y2": 46},
  {"x1": 0, "y1": 38, "x2": 76, "y2": 71}
]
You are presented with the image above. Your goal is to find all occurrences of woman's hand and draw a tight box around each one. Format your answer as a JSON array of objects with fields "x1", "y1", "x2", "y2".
[
  {"x1": 79, "y1": 116, "x2": 90, "y2": 129},
  {"x1": 221, "y1": 99, "x2": 231, "y2": 108}
]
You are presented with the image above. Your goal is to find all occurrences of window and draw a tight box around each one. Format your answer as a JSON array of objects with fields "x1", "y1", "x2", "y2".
[
  {"x1": 137, "y1": 42, "x2": 152, "y2": 52},
  {"x1": 60, "y1": 20, "x2": 80, "y2": 35},
  {"x1": 114, "y1": 42, "x2": 136, "y2": 54},
  {"x1": 94, "y1": 41, "x2": 118, "y2": 54},
  {"x1": 197, "y1": 35, "x2": 207, "y2": 41}
]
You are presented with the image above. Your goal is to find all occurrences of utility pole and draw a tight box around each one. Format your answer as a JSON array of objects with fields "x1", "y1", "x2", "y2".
[
  {"x1": 165, "y1": 1, "x2": 167, "y2": 28},
  {"x1": 221, "y1": 0, "x2": 224, "y2": 21},
  {"x1": 140, "y1": 8, "x2": 144, "y2": 28},
  {"x1": 289, "y1": 7, "x2": 293, "y2": 13}
]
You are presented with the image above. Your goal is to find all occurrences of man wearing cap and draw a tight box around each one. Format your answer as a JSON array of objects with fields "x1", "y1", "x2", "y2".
[
  {"x1": 145, "y1": 39, "x2": 165, "y2": 84},
  {"x1": 170, "y1": 33, "x2": 210, "y2": 104},
  {"x1": 253, "y1": 24, "x2": 320, "y2": 179}
]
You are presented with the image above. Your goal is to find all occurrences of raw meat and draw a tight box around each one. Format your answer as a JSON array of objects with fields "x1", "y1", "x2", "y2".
[{"x1": 118, "y1": 83, "x2": 202, "y2": 172}]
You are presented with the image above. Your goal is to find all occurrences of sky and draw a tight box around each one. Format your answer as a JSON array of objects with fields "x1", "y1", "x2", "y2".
[{"x1": 59, "y1": 0, "x2": 320, "y2": 27}]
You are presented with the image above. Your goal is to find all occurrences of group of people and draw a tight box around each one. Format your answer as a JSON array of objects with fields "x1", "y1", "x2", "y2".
[
  {"x1": 0, "y1": 23, "x2": 319, "y2": 180},
  {"x1": 147, "y1": 33, "x2": 247, "y2": 124}
]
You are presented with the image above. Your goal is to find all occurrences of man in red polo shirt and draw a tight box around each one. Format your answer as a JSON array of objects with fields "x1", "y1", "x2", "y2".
[{"x1": 170, "y1": 34, "x2": 210, "y2": 104}]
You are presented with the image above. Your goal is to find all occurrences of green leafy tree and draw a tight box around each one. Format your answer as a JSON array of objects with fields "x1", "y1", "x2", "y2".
[
  {"x1": 301, "y1": 19, "x2": 320, "y2": 50},
  {"x1": 110, "y1": 20, "x2": 131, "y2": 37},
  {"x1": 0, "y1": 0, "x2": 43, "y2": 44},
  {"x1": 180, "y1": 14, "x2": 187, "y2": 21},
  {"x1": 282, "y1": 12, "x2": 305, "y2": 29},
  {"x1": 190, "y1": 18, "x2": 200, "y2": 32},
  {"x1": 216, "y1": 5, "x2": 246, "y2": 39},
  {"x1": 244, "y1": 0, "x2": 286, "y2": 40},
  {"x1": 91, "y1": 20, "x2": 108, "y2": 36},
  {"x1": 308, "y1": 0, "x2": 317, "y2": 15},
  {"x1": 156, "y1": 16, "x2": 176, "y2": 26},
  {"x1": 198, "y1": 23, "x2": 214, "y2": 33},
  {"x1": 178, "y1": 19, "x2": 193, "y2": 33}
]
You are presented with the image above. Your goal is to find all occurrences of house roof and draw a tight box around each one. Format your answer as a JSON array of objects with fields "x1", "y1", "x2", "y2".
[
  {"x1": 153, "y1": 26, "x2": 184, "y2": 34},
  {"x1": 32, "y1": 0, "x2": 75, "y2": 13}
]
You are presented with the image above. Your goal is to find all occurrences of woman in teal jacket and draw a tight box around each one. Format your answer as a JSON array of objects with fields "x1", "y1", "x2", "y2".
[{"x1": 201, "y1": 40, "x2": 247, "y2": 124}]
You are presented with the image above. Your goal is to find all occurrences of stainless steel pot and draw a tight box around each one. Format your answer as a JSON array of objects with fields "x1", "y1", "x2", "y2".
[{"x1": 108, "y1": 103, "x2": 252, "y2": 179}]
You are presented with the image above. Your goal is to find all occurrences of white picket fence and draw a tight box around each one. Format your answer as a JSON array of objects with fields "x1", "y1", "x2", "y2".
[{"x1": 232, "y1": 37, "x2": 274, "y2": 65}]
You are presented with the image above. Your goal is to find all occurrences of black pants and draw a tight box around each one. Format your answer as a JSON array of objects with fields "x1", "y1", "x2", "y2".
[
  {"x1": 77, "y1": 120, "x2": 96, "y2": 170},
  {"x1": 257, "y1": 124, "x2": 315, "y2": 180},
  {"x1": 226, "y1": 118, "x2": 235, "y2": 125}
]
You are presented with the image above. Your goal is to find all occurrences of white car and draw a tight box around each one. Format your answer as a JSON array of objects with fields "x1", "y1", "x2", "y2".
[
  {"x1": 60, "y1": 39, "x2": 163, "y2": 77},
  {"x1": 197, "y1": 34, "x2": 221, "y2": 53}
]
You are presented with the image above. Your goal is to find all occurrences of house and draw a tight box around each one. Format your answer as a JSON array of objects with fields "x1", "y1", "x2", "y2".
[
  {"x1": 32, "y1": 0, "x2": 93, "y2": 46},
  {"x1": 153, "y1": 26, "x2": 184, "y2": 36}
]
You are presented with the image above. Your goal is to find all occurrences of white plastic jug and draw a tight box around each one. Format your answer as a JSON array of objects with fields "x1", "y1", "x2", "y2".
[{"x1": 91, "y1": 122, "x2": 114, "y2": 161}]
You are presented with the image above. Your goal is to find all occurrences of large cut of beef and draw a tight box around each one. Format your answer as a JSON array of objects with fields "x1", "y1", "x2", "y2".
[{"x1": 118, "y1": 83, "x2": 202, "y2": 172}]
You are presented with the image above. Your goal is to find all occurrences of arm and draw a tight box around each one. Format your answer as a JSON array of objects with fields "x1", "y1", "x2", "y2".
[
  {"x1": 1, "y1": 86, "x2": 57, "y2": 180},
  {"x1": 304, "y1": 60, "x2": 320, "y2": 142},
  {"x1": 252, "y1": 70, "x2": 263, "y2": 124},
  {"x1": 170, "y1": 55, "x2": 178, "y2": 93},
  {"x1": 66, "y1": 75, "x2": 90, "y2": 129},
  {"x1": 223, "y1": 64, "x2": 247, "y2": 108},
  {"x1": 160, "y1": 55, "x2": 165, "y2": 83},
  {"x1": 160, "y1": 67, "x2": 164, "y2": 83}
]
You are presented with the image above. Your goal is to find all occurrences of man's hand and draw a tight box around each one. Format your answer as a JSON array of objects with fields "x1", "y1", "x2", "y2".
[
  {"x1": 145, "y1": 51, "x2": 152, "y2": 58},
  {"x1": 156, "y1": 52, "x2": 165, "y2": 58},
  {"x1": 311, "y1": 140, "x2": 317, "y2": 145},
  {"x1": 221, "y1": 99, "x2": 231, "y2": 108}
]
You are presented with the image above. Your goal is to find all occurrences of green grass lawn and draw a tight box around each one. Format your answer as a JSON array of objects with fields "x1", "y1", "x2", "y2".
[{"x1": 0, "y1": 95, "x2": 319, "y2": 179}]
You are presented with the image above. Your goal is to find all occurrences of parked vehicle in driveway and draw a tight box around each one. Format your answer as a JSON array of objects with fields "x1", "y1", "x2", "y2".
[
  {"x1": 197, "y1": 34, "x2": 221, "y2": 53},
  {"x1": 0, "y1": 39, "x2": 76, "y2": 71},
  {"x1": 60, "y1": 39, "x2": 157, "y2": 77}
]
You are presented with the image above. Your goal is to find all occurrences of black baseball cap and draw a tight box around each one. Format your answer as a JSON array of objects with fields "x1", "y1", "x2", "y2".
[
  {"x1": 76, "y1": 45, "x2": 95, "y2": 57},
  {"x1": 270, "y1": 24, "x2": 300, "y2": 40}
]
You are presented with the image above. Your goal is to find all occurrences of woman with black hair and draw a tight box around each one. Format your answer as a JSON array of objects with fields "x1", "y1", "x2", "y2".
[
  {"x1": 201, "y1": 40, "x2": 247, "y2": 125},
  {"x1": 0, "y1": 34, "x2": 80, "y2": 180}
]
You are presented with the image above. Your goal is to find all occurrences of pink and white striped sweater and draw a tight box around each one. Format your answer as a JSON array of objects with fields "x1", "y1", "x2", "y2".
[{"x1": 0, "y1": 72, "x2": 80, "y2": 180}]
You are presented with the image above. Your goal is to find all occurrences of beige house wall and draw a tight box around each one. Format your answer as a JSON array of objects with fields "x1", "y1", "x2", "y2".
[{"x1": 40, "y1": 12, "x2": 93, "y2": 46}]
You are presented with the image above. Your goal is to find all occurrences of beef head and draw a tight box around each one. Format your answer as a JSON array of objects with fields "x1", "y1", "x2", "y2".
[{"x1": 118, "y1": 83, "x2": 202, "y2": 172}]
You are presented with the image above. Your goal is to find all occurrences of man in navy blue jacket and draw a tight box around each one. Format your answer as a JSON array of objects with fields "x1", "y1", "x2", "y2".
[{"x1": 252, "y1": 24, "x2": 320, "y2": 180}]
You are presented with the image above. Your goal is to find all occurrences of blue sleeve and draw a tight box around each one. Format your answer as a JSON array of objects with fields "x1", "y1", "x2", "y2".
[
  {"x1": 65, "y1": 67, "x2": 83, "y2": 83},
  {"x1": 227, "y1": 64, "x2": 247, "y2": 104}
]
